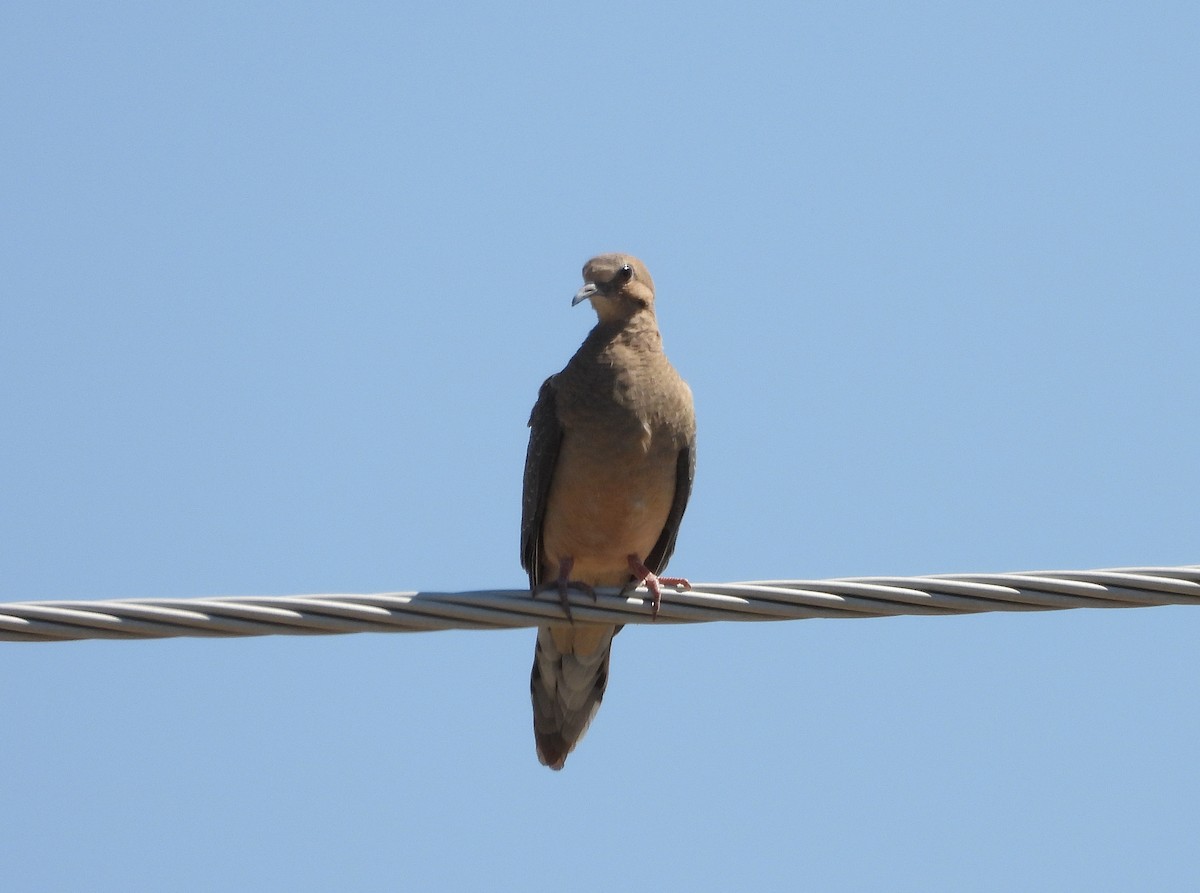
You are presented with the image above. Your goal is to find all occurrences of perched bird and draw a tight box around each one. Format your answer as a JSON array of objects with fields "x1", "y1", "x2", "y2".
[{"x1": 520, "y1": 253, "x2": 696, "y2": 770}]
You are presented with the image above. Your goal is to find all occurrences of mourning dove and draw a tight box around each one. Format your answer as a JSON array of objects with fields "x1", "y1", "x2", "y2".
[{"x1": 520, "y1": 253, "x2": 696, "y2": 770}]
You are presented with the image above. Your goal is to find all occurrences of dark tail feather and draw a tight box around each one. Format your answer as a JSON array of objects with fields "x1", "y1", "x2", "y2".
[{"x1": 530, "y1": 623, "x2": 616, "y2": 770}]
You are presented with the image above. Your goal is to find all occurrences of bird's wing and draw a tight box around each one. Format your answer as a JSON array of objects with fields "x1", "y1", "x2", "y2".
[
  {"x1": 644, "y1": 442, "x2": 695, "y2": 575},
  {"x1": 520, "y1": 374, "x2": 562, "y2": 589}
]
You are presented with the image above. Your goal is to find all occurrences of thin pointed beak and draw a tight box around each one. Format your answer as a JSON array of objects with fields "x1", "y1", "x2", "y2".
[{"x1": 572, "y1": 283, "x2": 598, "y2": 306}]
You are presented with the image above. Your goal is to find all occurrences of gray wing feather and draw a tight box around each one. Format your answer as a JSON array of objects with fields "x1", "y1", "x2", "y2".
[
  {"x1": 644, "y1": 444, "x2": 695, "y2": 576},
  {"x1": 520, "y1": 376, "x2": 561, "y2": 588}
]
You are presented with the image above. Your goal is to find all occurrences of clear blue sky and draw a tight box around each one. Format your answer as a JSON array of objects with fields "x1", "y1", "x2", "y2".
[{"x1": 3, "y1": 3, "x2": 1198, "y2": 890}]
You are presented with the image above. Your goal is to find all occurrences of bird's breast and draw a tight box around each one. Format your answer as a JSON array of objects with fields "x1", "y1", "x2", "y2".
[{"x1": 540, "y1": 429, "x2": 677, "y2": 587}]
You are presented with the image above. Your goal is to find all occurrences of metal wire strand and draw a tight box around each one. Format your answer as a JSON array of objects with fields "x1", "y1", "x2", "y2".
[{"x1": 2, "y1": 565, "x2": 1197, "y2": 644}]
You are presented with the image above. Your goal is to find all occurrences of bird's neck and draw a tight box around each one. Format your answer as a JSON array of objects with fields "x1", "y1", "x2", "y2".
[{"x1": 585, "y1": 311, "x2": 662, "y2": 354}]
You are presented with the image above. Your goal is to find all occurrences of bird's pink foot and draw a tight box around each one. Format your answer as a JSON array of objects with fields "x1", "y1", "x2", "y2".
[
  {"x1": 623, "y1": 554, "x2": 691, "y2": 620},
  {"x1": 531, "y1": 556, "x2": 596, "y2": 621}
]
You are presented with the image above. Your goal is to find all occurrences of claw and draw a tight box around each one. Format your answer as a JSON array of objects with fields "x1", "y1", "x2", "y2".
[
  {"x1": 624, "y1": 554, "x2": 691, "y2": 620},
  {"x1": 531, "y1": 556, "x2": 596, "y2": 621}
]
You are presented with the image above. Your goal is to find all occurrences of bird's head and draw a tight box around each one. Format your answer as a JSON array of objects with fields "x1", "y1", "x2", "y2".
[{"x1": 572, "y1": 254, "x2": 655, "y2": 324}]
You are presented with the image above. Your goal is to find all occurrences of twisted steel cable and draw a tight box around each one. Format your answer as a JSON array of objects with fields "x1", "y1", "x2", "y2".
[{"x1": 2, "y1": 565, "x2": 1197, "y2": 643}]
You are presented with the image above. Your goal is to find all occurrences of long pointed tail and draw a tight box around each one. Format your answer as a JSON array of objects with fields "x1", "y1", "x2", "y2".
[{"x1": 530, "y1": 623, "x2": 618, "y2": 770}]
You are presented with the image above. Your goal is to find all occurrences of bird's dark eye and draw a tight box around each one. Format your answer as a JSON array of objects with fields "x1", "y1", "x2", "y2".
[{"x1": 616, "y1": 263, "x2": 634, "y2": 283}]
